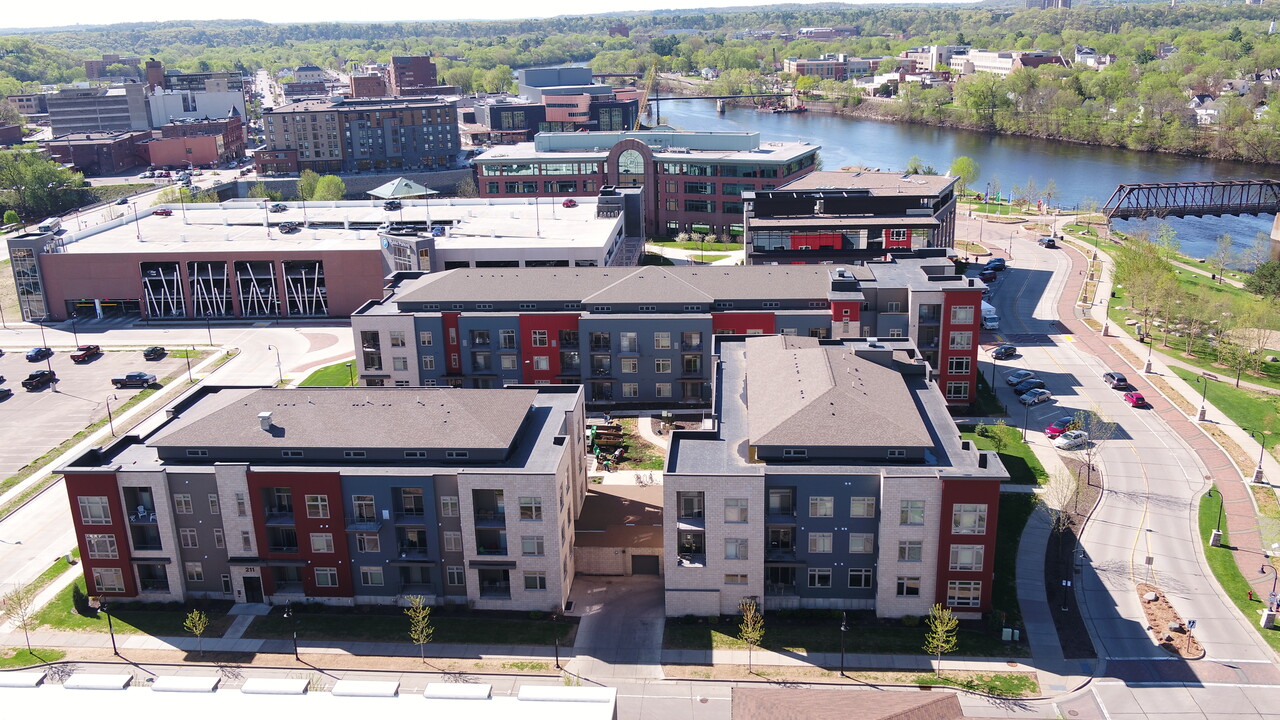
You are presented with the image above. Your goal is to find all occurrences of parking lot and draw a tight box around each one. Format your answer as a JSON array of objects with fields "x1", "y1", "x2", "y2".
[{"x1": 0, "y1": 347, "x2": 189, "y2": 476}]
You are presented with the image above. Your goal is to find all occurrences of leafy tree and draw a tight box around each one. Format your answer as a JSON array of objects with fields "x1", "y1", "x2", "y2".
[
  {"x1": 247, "y1": 182, "x2": 283, "y2": 201},
  {"x1": 184, "y1": 609, "x2": 210, "y2": 658},
  {"x1": 1244, "y1": 261, "x2": 1280, "y2": 298},
  {"x1": 922, "y1": 603, "x2": 958, "y2": 677},
  {"x1": 794, "y1": 75, "x2": 819, "y2": 94},
  {"x1": 3, "y1": 586, "x2": 37, "y2": 651},
  {"x1": 312, "y1": 174, "x2": 347, "y2": 201},
  {"x1": 738, "y1": 598, "x2": 765, "y2": 673},
  {"x1": 296, "y1": 169, "x2": 320, "y2": 201},
  {"x1": 1209, "y1": 234, "x2": 1236, "y2": 278},
  {"x1": 405, "y1": 595, "x2": 434, "y2": 662},
  {"x1": 0, "y1": 99, "x2": 21, "y2": 126},
  {"x1": 905, "y1": 155, "x2": 936, "y2": 175},
  {"x1": 948, "y1": 156, "x2": 979, "y2": 199},
  {"x1": 0, "y1": 151, "x2": 86, "y2": 219},
  {"x1": 3, "y1": 209, "x2": 18, "y2": 225}
]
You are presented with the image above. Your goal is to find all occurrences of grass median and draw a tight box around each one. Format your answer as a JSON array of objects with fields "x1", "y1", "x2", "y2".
[
  {"x1": 1198, "y1": 486, "x2": 1280, "y2": 654},
  {"x1": 299, "y1": 360, "x2": 358, "y2": 387},
  {"x1": 1170, "y1": 366, "x2": 1280, "y2": 461}
]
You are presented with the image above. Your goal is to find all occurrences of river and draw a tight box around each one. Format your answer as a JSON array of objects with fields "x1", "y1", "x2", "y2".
[{"x1": 655, "y1": 99, "x2": 1277, "y2": 262}]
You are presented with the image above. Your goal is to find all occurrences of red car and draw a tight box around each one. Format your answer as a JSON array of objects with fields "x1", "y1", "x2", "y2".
[
  {"x1": 562, "y1": 199, "x2": 578, "y2": 208},
  {"x1": 1123, "y1": 391, "x2": 1148, "y2": 407},
  {"x1": 1044, "y1": 415, "x2": 1078, "y2": 439},
  {"x1": 153, "y1": 208, "x2": 173, "y2": 216}
]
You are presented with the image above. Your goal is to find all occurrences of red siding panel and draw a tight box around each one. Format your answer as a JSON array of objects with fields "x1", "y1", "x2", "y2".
[
  {"x1": 64, "y1": 472, "x2": 135, "y2": 597},
  {"x1": 937, "y1": 287, "x2": 982, "y2": 404},
  {"x1": 710, "y1": 312, "x2": 776, "y2": 335},
  {"x1": 935, "y1": 477, "x2": 1002, "y2": 613},
  {"x1": 519, "y1": 314, "x2": 580, "y2": 383},
  {"x1": 247, "y1": 471, "x2": 353, "y2": 598}
]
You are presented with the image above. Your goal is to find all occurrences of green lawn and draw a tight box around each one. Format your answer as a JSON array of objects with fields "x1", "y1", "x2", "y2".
[
  {"x1": 651, "y1": 240, "x2": 744, "y2": 251},
  {"x1": 0, "y1": 649, "x2": 65, "y2": 668},
  {"x1": 972, "y1": 373, "x2": 1008, "y2": 417},
  {"x1": 1170, "y1": 366, "x2": 1280, "y2": 458},
  {"x1": 1199, "y1": 487, "x2": 1280, "y2": 653},
  {"x1": 692, "y1": 253, "x2": 731, "y2": 263},
  {"x1": 247, "y1": 609, "x2": 574, "y2": 645},
  {"x1": 959, "y1": 424, "x2": 1049, "y2": 485},
  {"x1": 663, "y1": 619, "x2": 1024, "y2": 657},
  {"x1": 87, "y1": 184, "x2": 154, "y2": 204},
  {"x1": 20, "y1": 550, "x2": 80, "y2": 600},
  {"x1": 299, "y1": 360, "x2": 358, "y2": 387},
  {"x1": 916, "y1": 671, "x2": 1039, "y2": 697},
  {"x1": 36, "y1": 582, "x2": 235, "y2": 637},
  {"x1": 641, "y1": 252, "x2": 675, "y2": 266},
  {"x1": 993, "y1": 492, "x2": 1037, "y2": 628}
]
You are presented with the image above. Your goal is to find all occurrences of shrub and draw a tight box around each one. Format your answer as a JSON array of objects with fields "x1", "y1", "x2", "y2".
[
  {"x1": 529, "y1": 610, "x2": 544, "y2": 621},
  {"x1": 901, "y1": 614, "x2": 921, "y2": 627}
]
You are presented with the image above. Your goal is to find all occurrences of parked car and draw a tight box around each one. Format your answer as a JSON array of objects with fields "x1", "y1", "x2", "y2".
[
  {"x1": 562, "y1": 199, "x2": 578, "y2": 208},
  {"x1": 1045, "y1": 416, "x2": 1079, "y2": 439},
  {"x1": 1102, "y1": 371, "x2": 1129, "y2": 389},
  {"x1": 1053, "y1": 430, "x2": 1090, "y2": 450},
  {"x1": 978, "y1": 269, "x2": 998, "y2": 284},
  {"x1": 1019, "y1": 388, "x2": 1053, "y2": 406},
  {"x1": 1123, "y1": 391, "x2": 1148, "y2": 407},
  {"x1": 0, "y1": 387, "x2": 11, "y2": 401},
  {"x1": 984, "y1": 257, "x2": 1007, "y2": 271},
  {"x1": 21, "y1": 370, "x2": 57, "y2": 390},
  {"x1": 1006, "y1": 369, "x2": 1037, "y2": 386},
  {"x1": 278, "y1": 221, "x2": 300, "y2": 233},
  {"x1": 1013, "y1": 378, "x2": 1047, "y2": 395},
  {"x1": 991, "y1": 345, "x2": 1018, "y2": 360},
  {"x1": 1038, "y1": 236, "x2": 1058, "y2": 248},
  {"x1": 115, "y1": 197, "x2": 129, "y2": 205},
  {"x1": 112, "y1": 371, "x2": 157, "y2": 389},
  {"x1": 25, "y1": 347, "x2": 53, "y2": 361},
  {"x1": 70, "y1": 344, "x2": 102, "y2": 362},
  {"x1": 269, "y1": 203, "x2": 288, "y2": 213},
  {"x1": 383, "y1": 200, "x2": 402, "y2": 211},
  {"x1": 153, "y1": 208, "x2": 173, "y2": 216},
  {"x1": 143, "y1": 346, "x2": 166, "y2": 360}
]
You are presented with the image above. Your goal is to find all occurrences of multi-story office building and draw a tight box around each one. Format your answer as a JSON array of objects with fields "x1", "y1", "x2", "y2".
[
  {"x1": 47, "y1": 84, "x2": 152, "y2": 135},
  {"x1": 744, "y1": 170, "x2": 958, "y2": 265},
  {"x1": 473, "y1": 129, "x2": 819, "y2": 237},
  {"x1": 949, "y1": 49, "x2": 1067, "y2": 77},
  {"x1": 349, "y1": 73, "x2": 388, "y2": 98},
  {"x1": 662, "y1": 334, "x2": 1005, "y2": 618},
  {"x1": 389, "y1": 56, "x2": 439, "y2": 95},
  {"x1": 85, "y1": 54, "x2": 142, "y2": 80},
  {"x1": 60, "y1": 383, "x2": 589, "y2": 611},
  {"x1": 259, "y1": 96, "x2": 459, "y2": 175},
  {"x1": 42, "y1": 130, "x2": 152, "y2": 175},
  {"x1": 782, "y1": 54, "x2": 883, "y2": 80},
  {"x1": 6, "y1": 93, "x2": 48, "y2": 119},
  {"x1": 350, "y1": 250, "x2": 982, "y2": 406},
  {"x1": 516, "y1": 67, "x2": 639, "y2": 132},
  {"x1": 293, "y1": 65, "x2": 328, "y2": 84}
]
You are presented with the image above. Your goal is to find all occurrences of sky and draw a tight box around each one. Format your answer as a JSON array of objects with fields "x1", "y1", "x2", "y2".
[{"x1": 0, "y1": 0, "x2": 932, "y2": 31}]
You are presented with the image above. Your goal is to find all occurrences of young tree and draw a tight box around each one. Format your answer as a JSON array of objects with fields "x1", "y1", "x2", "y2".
[
  {"x1": 405, "y1": 595, "x2": 434, "y2": 662},
  {"x1": 1074, "y1": 408, "x2": 1116, "y2": 488},
  {"x1": 184, "y1": 609, "x2": 210, "y2": 658},
  {"x1": 296, "y1": 169, "x2": 320, "y2": 201},
  {"x1": 311, "y1": 175, "x2": 347, "y2": 201},
  {"x1": 454, "y1": 176, "x2": 478, "y2": 198},
  {"x1": 949, "y1": 156, "x2": 980, "y2": 200},
  {"x1": 248, "y1": 182, "x2": 283, "y2": 201},
  {"x1": 1040, "y1": 467, "x2": 1085, "y2": 563},
  {"x1": 922, "y1": 603, "x2": 959, "y2": 677},
  {"x1": 1042, "y1": 178, "x2": 1059, "y2": 212},
  {"x1": 1241, "y1": 233, "x2": 1272, "y2": 273},
  {"x1": 738, "y1": 598, "x2": 765, "y2": 673},
  {"x1": 1209, "y1": 234, "x2": 1236, "y2": 279},
  {"x1": 2, "y1": 586, "x2": 37, "y2": 651}
]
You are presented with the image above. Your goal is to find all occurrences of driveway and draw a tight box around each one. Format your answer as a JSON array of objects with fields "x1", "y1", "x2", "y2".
[{"x1": 568, "y1": 574, "x2": 666, "y2": 680}]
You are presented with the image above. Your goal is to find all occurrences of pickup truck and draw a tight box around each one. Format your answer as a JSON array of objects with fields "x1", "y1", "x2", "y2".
[
  {"x1": 112, "y1": 371, "x2": 157, "y2": 389},
  {"x1": 22, "y1": 370, "x2": 57, "y2": 390},
  {"x1": 71, "y1": 344, "x2": 102, "y2": 362}
]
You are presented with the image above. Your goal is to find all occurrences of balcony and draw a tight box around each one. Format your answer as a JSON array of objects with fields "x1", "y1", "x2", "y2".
[
  {"x1": 274, "y1": 581, "x2": 304, "y2": 594},
  {"x1": 765, "y1": 511, "x2": 796, "y2": 525},
  {"x1": 128, "y1": 507, "x2": 157, "y2": 524},
  {"x1": 681, "y1": 341, "x2": 704, "y2": 352},
  {"x1": 476, "y1": 544, "x2": 509, "y2": 556},
  {"x1": 397, "y1": 544, "x2": 432, "y2": 561},
  {"x1": 473, "y1": 509, "x2": 507, "y2": 527},
  {"x1": 918, "y1": 309, "x2": 942, "y2": 324},
  {"x1": 766, "y1": 545, "x2": 797, "y2": 562},
  {"x1": 264, "y1": 507, "x2": 295, "y2": 526},
  {"x1": 395, "y1": 510, "x2": 427, "y2": 526},
  {"x1": 268, "y1": 544, "x2": 299, "y2": 553},
  {"x1": 346, "y1": 515, "x2": 382, "y2": 532},
  {"x1": 765, "y1": 583, "x2": 798, "y2": 597},
  {"x1": 479, "y1": 581, "x2": 511, "y2": 599},
  {"x1": 140, "y1": 579, "x2": 170, "y2": 592},
  {"x1": 676, "y1": 554, "x2": 706, "y2": 568}
]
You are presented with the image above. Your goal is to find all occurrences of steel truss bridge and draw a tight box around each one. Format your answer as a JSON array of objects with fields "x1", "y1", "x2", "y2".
[{"x1": 1101, "y1": 179, "x2": 1280, "y2": 220}]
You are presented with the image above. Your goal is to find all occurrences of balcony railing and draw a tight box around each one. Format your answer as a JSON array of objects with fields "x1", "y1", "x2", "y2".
[
  {"x1": 676, "y1": 553, "x2": 706, "y2": 568},
  {"x1": 473, "y1": 509, "x2": 506, "y2": 526},
  {"x1": 268, "y1": 545, "x2": 299, "y2": 553},
  {"x1": 397, "y1": 545, "x2": 431, "y2": 560},
  {"x1": 133, "y1": 543, "x2": 163, "y2": 551},
  {"x1": 479, "y1": 582, "x2": 511, "y2": 598},
  {"x1": 395, "y1": 510, "x2": 427, "y2": 525},
  {"x1": 765, "y1": 546, "x2": 797, "y2": 562},
  {"x1": 128, "y1": 508, "x2": 157, "y2": 524},
  {"x1": 264, "y1": 508, "x2": 295, "y2": 526},
  {"x1": 274, "y1": 581, "x2": 304, "y2": 594},
  {"x1": 681, "y1": 341, "x2": 704, "y2": 352},
  {"x1": 765, "y1": 583, "x2": 798, "y2": 597},
  {"x1": 140, "y1": 579, "x2": 170, "y2": 592}
]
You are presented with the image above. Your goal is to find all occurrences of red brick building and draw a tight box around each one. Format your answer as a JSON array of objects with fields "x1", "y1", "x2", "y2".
[
  {"x1": 43, "y1": 130, "x2": 152, "y2": 175},
  {"x1": 389, "y1": 56, "x2": 438, "y2": 95}
]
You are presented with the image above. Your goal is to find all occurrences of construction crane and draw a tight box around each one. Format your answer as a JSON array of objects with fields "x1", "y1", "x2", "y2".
[{"x1": 634, "y1": 60, "x2": 659, "y2": 130}]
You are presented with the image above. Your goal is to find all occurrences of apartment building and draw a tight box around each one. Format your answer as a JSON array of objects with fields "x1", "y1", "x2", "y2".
[
  {"x1": 950, "y1": 50, "x2": 1067, "y2": 77},
  {"x1": 473, "y1": 129, "x2": 819, "y2": 237},
  {"x1": 59, "y1": 384, "x2": 589, "y2": 611},
  {"x1": 293, "y1": 65, "x2": 328, "y2": 84},
  {"x1": 47, "y1": 84, "x2": 152, "y2": 135},
  {"x1": 662, "y1": 334, "x2": 1005, "y2": 618},
  {"x1": 350, "y1": 73, "x2": 388, "y2": 98},
  {"x1": 389, "y1": 56, "x2": 439, "y2": 95},
  {"x1": 744, "y1": 170, "x2": 958, "y2": 265},
  {"x1": 782, "y1": 54, "x2": 882, "y2": 80},
  {"x1": 42, "y1": 130, "x2": 152, "y2": 175},
  {"x1": 260, "y1": 96, "x2": 459, "y2": 175},
  {"x1": 349, "y1": 251, "x2": 983, "y2": 406}
]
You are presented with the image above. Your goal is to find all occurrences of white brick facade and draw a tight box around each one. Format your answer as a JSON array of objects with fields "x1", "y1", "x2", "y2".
[
  {"x1": 663, "y1": 473, "x2": 765, "y2": 615},
  {"x1": 875, "y1": 471, "x2": 943, "y2": 617}
]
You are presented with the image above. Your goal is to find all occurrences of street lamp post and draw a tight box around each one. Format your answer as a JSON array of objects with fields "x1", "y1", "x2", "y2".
[
  {"x1": 1252, "y1": 431, "x2": 1267, "y2": 484},
  {"x1": 1207, "y1": 487, "x2": 1223, "y2": 533},
  {"x1": 205, "y1": 313, "x2": 214, "y2": 347},
  {"x1": 1195, "y1": 375, "x2": 1210, "y2": 422},
  {"x1": 184, "y1": 346, "x2": 194, "y2": 383},
  {"x1": 105, "y1": 393, "x2": 119, "y2": 436},
  {"x1": 345, "y1": 362, "x2": 355, "y2": 387},
  {"x1": 88, "y1": 596, "x2": 120, "y2": 656},
  {"x1": 283, "y1": 603, "x2": 300, "y2": 660},
  {"x1": 267, "y1": 344, "x2": 283, "y2": 385},
  {"x1": 1022, "y1": 398, "x2": 1031, "y2": 441},
  {"x1": 131, "y1": 202, "x2": 141, "y2": 241},
  {"x1": 1261, "y1": 564, "x2": 1278, "y2": 610},
  {"x1": 70, "y1": 312, "x2": 80, "y2": 346},
  {"x1": 838, "y1": 611, "x2": 849, "y2": 678},
  {"x1": 36, "y1": 322, "x2": 53, "y2": 374}
]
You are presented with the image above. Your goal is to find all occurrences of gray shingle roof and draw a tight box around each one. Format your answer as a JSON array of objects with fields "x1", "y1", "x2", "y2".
[
  {"x1": 744, "y1": 335, "x2": 933, "y2": 449},
  {"x1": 151, "y1": 387, "x2": 537, "y2": 451}
]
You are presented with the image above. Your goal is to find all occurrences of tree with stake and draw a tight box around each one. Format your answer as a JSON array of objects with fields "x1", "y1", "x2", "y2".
[
  {"x1": 184, "y1": 609, "x2": 210, "y2": 658},
  {"x1": 922, "y1": 603, "x2": 959, "y2": 677},
  {"x1": 1074, "y1": 408, "x2": 1115, "y2": 488},
  {"x1": 2, "y1": 586, "x2": 37, "y2": 652},
  {"x1": 738, "y1": 598, "x2": 765, "y2": 673},
  {"x1": 405, "y1": 595, "x2": 434, "y2": 662}
]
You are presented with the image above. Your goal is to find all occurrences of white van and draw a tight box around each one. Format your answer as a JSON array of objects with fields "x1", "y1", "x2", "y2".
[{"x1": 37, "y1": 217, "x2": 62, "y2": 233}]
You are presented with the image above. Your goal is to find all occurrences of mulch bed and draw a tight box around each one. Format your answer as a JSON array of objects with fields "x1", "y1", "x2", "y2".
[
  {"x1": 1043, "y1": 457, "x2": 1102, "y2": 659},
  {"x1": 1137, "y1": 582, "x2": 1204, "y2": 659}
]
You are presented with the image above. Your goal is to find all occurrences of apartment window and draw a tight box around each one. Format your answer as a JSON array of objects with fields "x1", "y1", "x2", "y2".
[
  {"x1": 533, "y1": 356, "x2": 549, "y2": 371},
  {"x1": 345, "y1": 449, "x2": 368, "y2": 459},
  {"x1": 174, "y1": 494, "x2": 193, "y2": 514},
  {"x1": 180, "y1": 528, "x2": 199, "y2": 548},
  {"x1": 808, "y1": 568, "x2": 832, "y2": 588},
  {"x1": 622, "y1": 383, "x2": 639, "y2": 398},
  {"x1": 898, "y1": 540, "x2": 924, "y2": 562},
  {"x1": 241, "y1": 531, "x2": 253, "y2": 551},
  {"x1": 222, "y1": 574, "x2": 232, "y2": 593},
  {"x1": 887, "y1": 449, "x2": 907, "y2": 458},
  {"x1": 946, "y1": 381, "x2": 971, "y2": 400},
  {"x1": 470, "y1": 329, "x2": 491, "y2": 346},
  {"x1": 762, "y1": 301, "x2": 780, "y2": 309},
  {"x1": 92, "y1": 567, "x2": 125, "y2": 593},
  {"x1": 393, "y1": 357, "x2": 408, "y2": 371},
  {"x1": 522, "y1": 535, "x2": 545, "y2": 556},
  {"x1": 441, "y1": 496, "x2": 459, "y2": 517},
  {"x1": 809, "y1": 496, "x2": 834, "y2": 517},
  {"x1": 186, "y1": 449, "x2": 208, "y2": 458},
  {"x1": 500, "y1": 329, "x2": 516, "y2": 349},
  {"x1": 444, "y1": 531, "x2": 463, "y2": 552},
  {"x1": 620, "y1": 331, "x2": 638, "y2": 352},
  {"x1": 655, "y1": 383, "x2": 672, "y2": 398},
  {"x1": 361, "y1": 567, "x2": 384, "y2": 586},
  {"x1": 520, "y1": 497, "x2": 543, "y2": 520},
  {"x1": 85, "y1": 534, "x2": 118, "y2": 559},
  {"x1": 725, "y1": 538, "x2": 749, "y2": 560},
  {"x1": 849, "y1": 568, "x2": 873, "y2": 589},
  {"x1": 185, "y1": 563, "x2": 205, "y2": 583},
  {"x1": 311, "y1": 533, "x2": 335, "y2": 553},
  {"x1": 900, "y1": 500, "x2": 925, "y2": 526},
  {"x1": 896, "y1": 576, "x2": 922, "y2": 597},
  {"x1": 531, "y1": 330, "x2": 548, "y2": 347},
  {"x1": 315, "y1": 567, "x2": 338, "y2": 587},
  {"x1": 948, "y1": 357, "x2": 971, "y2": 375},
  {"x1": 887, "y1": 301, "x2": 902, "y2": 313},
  {"x1": 725, "y1": 574, "x2": 748, "y2": 585},
  {"x1": 524, "y1": 571, "x2": 548, "y2": 590},
  {"x1": 305, "y1": 495, "x2": 330, "y2": 518},
  {"x1": 655, "y1": 358, "x2": 672, "y2": 374},
  {"x1": 725, "y1": 498, "x2": 748, "y2": 523},
  {"x1": 951, "y1": 305, "x2": 975, "y2": 324},
  {"x1": 419, "y1": 331, "x2": 433, "y2": 346},
  {"x1": 446, "y1": 450, "x2": 469, "y2": 459},
  {"x1": 352, "y1": 495, "x2": 375, "y2": 521},
  {"x1": 654, "y1": 332, "x2": 671, "y2": 349},
  {"x1": 235, "y1": 493, "x2": 247, "y2": 517},
  {"x1": 953, "y1": 504, "x2": 989, "y2": 534},
  {"x1": 446, "y1": 566, "x2": 465, "y2": 585},
  {"x1": 405, "y1": 450, "x2": 427, "y2": 459},
  {"x1": 639, "y1": 305, "x2": 657, "y2": 312},
  {"x1": 948, "y1": 580, "x2": 982, "y2": 607},
  {"x1": 214, "y1": 529, "x2": 224, "y2": 548},
  {"x1": 808, "y1": 532, "x2": 833, "y2": 553},
  {"x1": 283, "y1": 450, "x2": 304, "y2": 458},
  {"x1": 78, "y1": 496, "x2": 111, "y2": 525},
  {"x1": 421, "y1": 356, "x2": 436, "y2": 371},
  {"x1": 390, "y1": 331, "x2": 406, "y2": 347},
  {"x1": 849, "y1": 533, "x2": 874, "y2": 553},
  {"x1": 850, "y1": 497, "x2": 875, "y2": 518},
  {"x1": 949, "y1": 331, "x2": 973, "y2": 350},
  {"x1": 356, "y1": 533, "x2": 380, "y2": 553},
  {"x1": 889, "y1": 328, "x2": 904, "y2": 338},
  {"x1": 208, "y1": 494, "x2": 220, "y2": 515},
  {"x1": 950, "y1": 544, "x2": 985, "y2": 571},
  {"x1": 784, "y1": 448, "x2": 808, "y2": 458}
]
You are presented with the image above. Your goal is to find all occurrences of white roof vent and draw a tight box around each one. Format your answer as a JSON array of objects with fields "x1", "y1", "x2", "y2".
[{"x1": 258, "y1": 411, "x2": 273, "y2": 431}]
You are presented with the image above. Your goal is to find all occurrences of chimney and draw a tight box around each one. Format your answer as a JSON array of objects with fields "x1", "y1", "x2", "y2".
[{"x1": 258, "y1": 411, "x2": 273, "y2": 431}]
